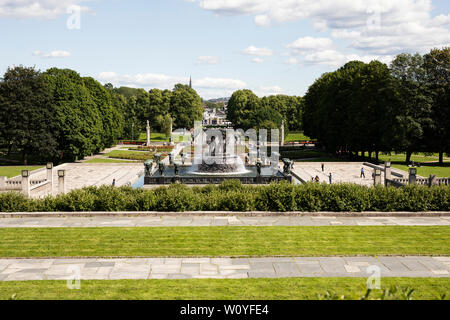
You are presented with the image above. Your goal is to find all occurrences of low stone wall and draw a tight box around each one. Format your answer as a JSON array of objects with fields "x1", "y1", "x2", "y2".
[{"x1": 1, "y1": 211, "x2": 449, "y2": 218}]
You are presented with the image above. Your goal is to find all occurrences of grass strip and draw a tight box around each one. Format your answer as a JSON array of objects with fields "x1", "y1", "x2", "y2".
[
  {"x1": 0, "y1": 278, "x2": 448, "y2": 300},
  {"x1": 0, "y1": 226, "x2": 448, "y2": 258}
]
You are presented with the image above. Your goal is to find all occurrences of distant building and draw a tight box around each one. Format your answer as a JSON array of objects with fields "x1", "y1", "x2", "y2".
[{"x1": 203, "y1": 108, "x2": 230, "y2": 127}]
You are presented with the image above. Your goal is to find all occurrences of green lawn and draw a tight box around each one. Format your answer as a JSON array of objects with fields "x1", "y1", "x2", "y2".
[
  {"x1": 137, "y1": 132, "x2": 169, "y2": 142},
  {"x1": 0, "y1": 166, "x2": 43, "y2": 178},
  {"x1": 107, "y1": 150, "x2": 155, "y2": 161},
  {"x1": 285, "y1": 132, "x2": 311, "y2": 142},
  {"x1": 0, "y1": 278, "x2": 447, "y2": 300},
  {"x1": 378, "y1": 153, "x2": 448, "y2": 164},
  {"x1": 0, "y1": 226, "x2": 448, "y2": 258},
  {"x1": 392, "y1": 163, "x2": 450, "y2": 178},
  {"x1": 84, "y1": 159, "x2": 138, "y2": 164}
]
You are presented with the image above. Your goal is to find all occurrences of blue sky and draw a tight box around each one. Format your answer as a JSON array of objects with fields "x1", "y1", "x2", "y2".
[{"x1": 0, "y1": 0, "x2": 449, "y2": 99}]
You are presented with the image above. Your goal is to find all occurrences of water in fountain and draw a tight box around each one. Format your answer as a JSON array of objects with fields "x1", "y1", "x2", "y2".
[{"x1": 189, "y1": 131, "x2": 249, "y2": 175}]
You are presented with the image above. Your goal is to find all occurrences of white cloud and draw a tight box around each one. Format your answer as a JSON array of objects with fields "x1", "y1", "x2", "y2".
[
  {"x1": 195, "y1": 0, "x2": 450, "y2": 56},
  {"x1": 254, "y1": 14, "x2": 271, "y2": 27},
  {"x1": 33, "y1": 50, "x2": 71, "y2": 58},
  {"x1": 0, "y1": 0, "x2": 90, "y2": 19},
  {"x1": 254, "y1": 85, "x2": 286, "y2": 97},
  {"x1": 97, "y1": 72, "x2": 247, "y2": 98},
  {"x1": 195, "y1": 56, "x2": 220, "y2": 65},
  {"x1": 285, "y1": 58, "x2": 298, "y2": 65},
  {"x1": 242, "y1": 45, "x2": 273, "y2": 56},
  {"x1": 252, "y1": 57, "x2": 264, "y2": 63},
  {"x1": 303, "y1": 50, "x2": 393, "y2": 67},
  {"x1": 286, "y1": 37, "x2": 334, "y2": 52}
]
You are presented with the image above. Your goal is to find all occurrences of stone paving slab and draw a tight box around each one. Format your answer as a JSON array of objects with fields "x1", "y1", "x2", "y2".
[
  {"x1": 0, "y1": 256, "x2": 449, "y2": 281},
  {"x1": 0, "y1": 216, "x2": 449, "y2": 228}
]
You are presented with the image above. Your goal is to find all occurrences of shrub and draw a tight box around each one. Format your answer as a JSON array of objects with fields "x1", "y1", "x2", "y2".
[{"x1": 0, "y1": 182, "x2": 449, "y2": 212}]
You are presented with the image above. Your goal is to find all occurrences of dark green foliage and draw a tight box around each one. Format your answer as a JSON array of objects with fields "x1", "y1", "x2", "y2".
[
  {"x1": 303, "y1": 48, "x2": 449, "y2": 162},
  {"x1": 0, "y1": 66, "x2": 126, "y2": 164},
  {"x1": 1, "y1": 182, "x2": 448, "y2": 212},
  {"x1": 0, "y1": 66, "x2": 58, "y2": 164},
  {"x1": 227, "y1": 90, "x2": 303, "y2": 133}
]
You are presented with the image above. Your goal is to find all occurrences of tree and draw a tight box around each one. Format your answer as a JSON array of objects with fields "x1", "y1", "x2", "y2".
[
  {"x1": 226, "y1": 89, "x2": 261, "y2": 130},
  {"x1": 156, "y1": 114, "x2": 173, "y2": 138},
  {"x1": 390, "y1": 53, "x2": 432, "y2": 163},
  {"x1": 83, "y1": 77, "x2": 124, "y2": 149},
  {"x1": 424, "y1": 47, "x2": 450, "y2": 164},
  {"x1": 303, "y1": 60, "x2": 402, "y2": 159},
  {"x1": 169, "y1": 84, "x2": 203, "y2": 129},
  {"x1": 0, "y1": 66, "x2": 58, "y2": 164},
  {"x1": 43, "y1": 68, "x2": 103, "y2": 161}
]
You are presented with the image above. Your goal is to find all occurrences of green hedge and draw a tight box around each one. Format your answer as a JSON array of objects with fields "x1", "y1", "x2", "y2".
[{"x1": 1, "y1": 181, "x2": 449, "y2": 212}]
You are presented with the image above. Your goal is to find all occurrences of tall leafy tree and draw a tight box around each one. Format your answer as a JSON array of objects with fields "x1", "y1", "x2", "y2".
[
  {"x1": 390, "y1": 53, "x2": 432, "y2": 163},
  {"x1": 424, "y1": 47, "x2": 450, "y2": 164},
  {"x1": 0, "y1": 66, "x2": 57, "y2": 164},
  {"x1": 43, "y1": 68, "x2": 103, "y2": 161},
  {"x1": 169, "y1": 84, "x2": 203, "y2": 129}
]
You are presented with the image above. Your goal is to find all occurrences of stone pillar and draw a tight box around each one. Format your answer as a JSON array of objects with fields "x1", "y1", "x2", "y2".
[
  {"x1": 46, "y1": 163, "x2": 54, "y2": 190},
  {"x1": 384, "y1": 161, "x2": 391, "y2": 186},
  {"x1": 0, "y1": 176, "x2": 6, "y2": 190},
  {"x1": 58, "y1": 170, "x2": 66, "y2": 194},
  {"x1": 21, "y1": 170, "x2": 30, "y2": 197},
  {"x1": 169, "y1": 119, "x2": 174, "y2": 146},
  {"x1": 428, "y1": 174, "x2": 437, "y2": 187},
  {"x1": 373, "y1": 169, "x2": 382, "y2": 186},
  {"x1": 146, "y1": 120, "x2": 151, "y2": 146},
  {"x1": 408, "y1": 168, "x2": 417, "y2": 185},
  {"x1": 281, "y1": 120, "x2": 285, "y2": 146}
]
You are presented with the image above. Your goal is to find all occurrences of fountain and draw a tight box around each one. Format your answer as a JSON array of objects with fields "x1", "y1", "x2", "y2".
[{"x1": 140, "y1": 128, "x2": 292, "y2": 186}]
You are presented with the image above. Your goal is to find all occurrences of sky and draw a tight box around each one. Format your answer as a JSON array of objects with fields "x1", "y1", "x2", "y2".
[{"x1": 0, "y1": 0, "x2": 449, "y2": 99}]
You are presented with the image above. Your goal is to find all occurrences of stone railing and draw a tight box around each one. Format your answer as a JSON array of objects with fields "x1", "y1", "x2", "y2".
[
  {"x1": 388, "y1": 176, "x2": 450, "y2": 187},
  {"x1": 0, "y1": 163, "x2": 56, "y2": 197},
  {"x1": 0, "y1": 178, "x2": 22, "y2": 191}
]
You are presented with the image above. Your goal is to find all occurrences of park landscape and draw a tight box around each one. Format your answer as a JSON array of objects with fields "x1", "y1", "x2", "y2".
[{"x1": 0, "y1": 1, "x2": 449, "y2": 304}]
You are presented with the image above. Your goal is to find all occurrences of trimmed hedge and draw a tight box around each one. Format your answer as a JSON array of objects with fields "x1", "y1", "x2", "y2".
[{"x1": 1, "y1": 181, "x2": 449, "y2": 213}]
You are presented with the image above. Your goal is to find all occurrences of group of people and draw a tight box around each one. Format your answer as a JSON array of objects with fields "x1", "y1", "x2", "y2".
[{"x1": 313, "y1": 163, "x2": 368, "y2": 185}]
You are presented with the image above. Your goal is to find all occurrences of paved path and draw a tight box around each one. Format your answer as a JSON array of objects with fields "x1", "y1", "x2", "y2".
[
  {"x1": 1, "y1": 256, "x2": 449, "y2": 281},
  {"x1": 29, "y1": 163, "x2": 143, "y2": 198},
  {"x1": 0, "y1": 216, "x2": 449, "y2": 228},
  {"x1": 292, "y1": 162, "x2": 408, "y2": 186}
]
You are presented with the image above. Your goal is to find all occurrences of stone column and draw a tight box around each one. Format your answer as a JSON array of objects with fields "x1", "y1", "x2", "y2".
[
  {"x1": 21, "y1": 170, "x2": 30, "y2": 197},
  {"x1": 408, "y1": 168, "x2": 417, "y2": 185},
  {"x1": 0, "y1": 176, "x2": 6, "y2": 190},
  {"x1": 373, "y1": 169, "x2": 382, "y2": 186},
  {"x1": 46, "y1": 163, "x2": 54, "y2": 191},
  {"x1": 428, "y1": 174, "x2": 437, "y2": 187},
  {"x1": 169, "y1": 119, "x2": 174, "y2": 146},
  {"x1": 58, "y1": 170, "x2": 66, "y2": 194},
  {"x1": 146, "y1": 120, "x2": 151, "y2": 146},
  {"x1": 281, "y1": 120, "x2": 285, "y2": 146},
  {"x1": 384, "y1": 161, "x2": 391, "y2": 186}
]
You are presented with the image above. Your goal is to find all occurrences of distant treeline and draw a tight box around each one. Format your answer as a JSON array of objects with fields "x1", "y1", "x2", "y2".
[{"x1": 303, "y1": 47, "x2": 449, "y2": 163}]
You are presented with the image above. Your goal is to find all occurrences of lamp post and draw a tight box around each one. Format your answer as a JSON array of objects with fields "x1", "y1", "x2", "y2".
[{"x1": 132, "y1": 122, "x2": 135, "y2": 142}]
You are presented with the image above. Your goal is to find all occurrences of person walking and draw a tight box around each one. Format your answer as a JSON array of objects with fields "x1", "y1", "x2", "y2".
[
  {"x1": 321, "y1": 163, "x2": 325, "y2": 172},
  {"x1": 112, "y1": 179, "x2": 116, "y2": 187},
  {"x1": 360, "y1": 167, "x2": 365, "y2": 178},
  {"x1": 329, "y1": 173, "x2": 333, "y2": 184}
]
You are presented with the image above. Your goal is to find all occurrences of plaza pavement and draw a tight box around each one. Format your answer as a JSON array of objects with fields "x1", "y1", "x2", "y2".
[
  {"x1": 292, "y1": 162, "x2": 407, "y2": 186},
  {"x1": 0, "y1": 215, "x2": 449, "y2": 228},
  {"x1": 29, "y1": 163, "x2": 143, "y2": 198},
  {"x1": 0, "y1": 256, "x2": 449, "y2": 281}
]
